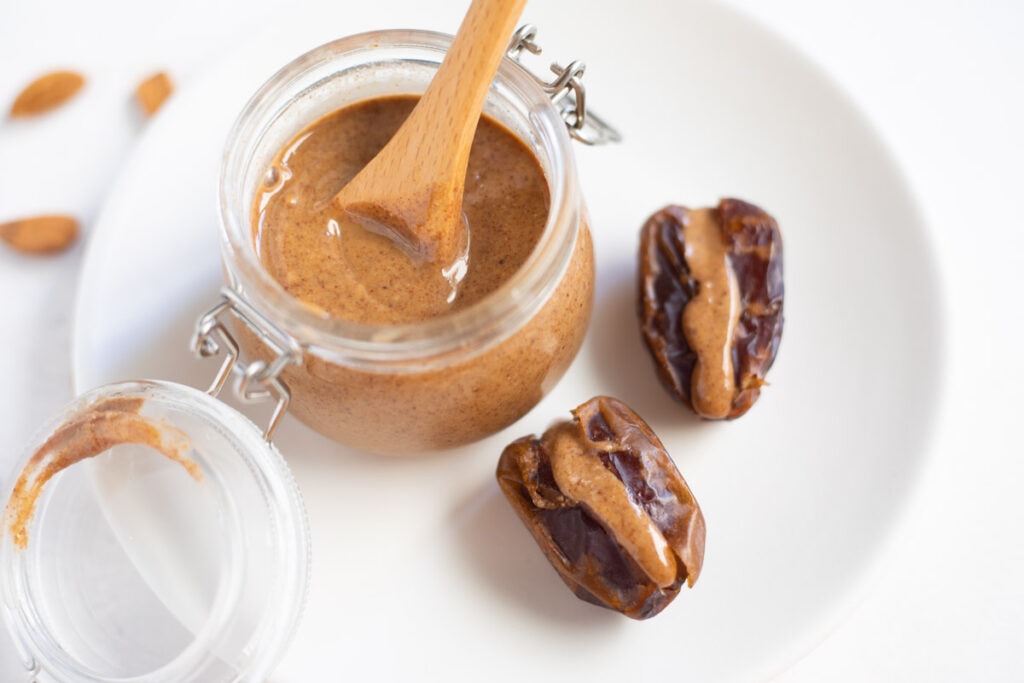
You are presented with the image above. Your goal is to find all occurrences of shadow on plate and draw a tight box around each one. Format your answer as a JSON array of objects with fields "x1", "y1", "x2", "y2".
[{"x1": 450, "y1": 479, "x2": 623, "y2": 631}]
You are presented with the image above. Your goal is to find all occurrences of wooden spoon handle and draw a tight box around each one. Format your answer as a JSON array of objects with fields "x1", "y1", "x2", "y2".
[
  {"x1": 419, "y1": 0, "x2": 528, "y2": 158},
  {"x1": 333, "y1": 0, "x2": 528, "y2": 263},
  {"x1": 375, "y1": 0, "x2": 527, "y2": 177}
]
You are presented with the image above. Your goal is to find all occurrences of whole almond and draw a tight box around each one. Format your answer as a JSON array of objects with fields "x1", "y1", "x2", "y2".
[
  {"x1": 10, "y1": 71, "x2": 85, "y2": 117},
  {"x1": 135, "y1": 72, "x2": 173, "y2": 116},
  {"x1": 0, "y1": 215, "x2": 79, "y2": 254}
]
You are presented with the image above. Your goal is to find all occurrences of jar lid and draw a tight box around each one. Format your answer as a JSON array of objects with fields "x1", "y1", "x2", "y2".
[{"x1": 0, "y1": 380, "x2": 310, "y2": 682}]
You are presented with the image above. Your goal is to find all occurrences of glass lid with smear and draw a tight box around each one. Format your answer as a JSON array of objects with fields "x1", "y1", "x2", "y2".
[{"x1": 0, "y1": 380, "x2": 310, "y2": 683}]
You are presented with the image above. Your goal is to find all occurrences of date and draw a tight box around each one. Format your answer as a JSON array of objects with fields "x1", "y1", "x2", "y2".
[
  {"x1": 638, "y1": 199, "x2": 783, "y2": 419},
  {"x1": 496, "y1": 396, "x2": 705, "y2": 619}
]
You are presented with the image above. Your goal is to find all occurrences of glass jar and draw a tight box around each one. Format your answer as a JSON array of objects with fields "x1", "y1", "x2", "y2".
[
  {"x1": 217, "y1": 29, "x2": 601, "y2": 455},
  {"x1": 0, "y1": 381, "x2": 309, "y2": 683}
]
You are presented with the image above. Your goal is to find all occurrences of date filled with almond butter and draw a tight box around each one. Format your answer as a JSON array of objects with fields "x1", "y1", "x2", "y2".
[
  {"x1": 638, "y1": 199, "x2": 784, "y2": 419},
  {"x1": 496, "y1": 396, "x2": 705, "y2": 619}
]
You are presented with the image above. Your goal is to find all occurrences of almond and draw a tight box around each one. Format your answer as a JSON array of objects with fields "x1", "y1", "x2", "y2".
[
  {"x1": 0, "y1": 215, "x2": 79, "y2": 254},
  {"x1": 135, "y1": 72, "x2": 173, "y2": 116},
  {"x1": 10, "y1": 71, "x2": 85, "y2": 117}
]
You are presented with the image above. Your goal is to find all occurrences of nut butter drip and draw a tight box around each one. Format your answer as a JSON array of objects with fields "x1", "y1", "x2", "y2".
[
  {"x1": 681, "y1": 208, "x2": 741, "y2": 418},
  {"x1": 546, "y1": 422, "x2": 678, "y2": 588},
  {"x1": 3, "y1": 397, "x2": 199, "y2": 550}
]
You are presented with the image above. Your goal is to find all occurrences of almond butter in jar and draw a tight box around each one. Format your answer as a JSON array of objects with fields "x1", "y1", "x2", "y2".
[{"x1": 215, "y1": 29, "x2": 615, "y2": 454}]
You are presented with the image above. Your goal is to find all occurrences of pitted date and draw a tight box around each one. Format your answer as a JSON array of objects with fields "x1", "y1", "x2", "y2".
[
  {"x1": 496, "y1": 396, "x2": 705, "y2": 619},
  {"x1": 638, "y1": 198, "x2": 784, "y2": 419}
]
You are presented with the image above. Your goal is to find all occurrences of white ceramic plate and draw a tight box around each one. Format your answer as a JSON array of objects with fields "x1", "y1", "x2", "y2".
[{"x1": 73, "y1": 0, "x2": 943, "y2": 680}]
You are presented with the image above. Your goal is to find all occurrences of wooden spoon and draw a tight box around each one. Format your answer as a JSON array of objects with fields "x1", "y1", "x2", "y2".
[{"x1": 333, "y1": 0, "x2": 527, "y2": 266}]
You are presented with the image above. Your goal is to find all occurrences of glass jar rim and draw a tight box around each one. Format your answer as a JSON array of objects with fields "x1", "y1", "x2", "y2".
[{"x1": 218, "y1": 29, "x2": 580, "y2": 368}]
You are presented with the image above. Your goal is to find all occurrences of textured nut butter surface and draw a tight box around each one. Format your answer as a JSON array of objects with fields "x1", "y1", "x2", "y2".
[
  {"x1": 496, "y1": 396, "x2": 705, "y2": 619},
  {"x1": 254, "y1": 95, "x2": 548, "y2": 324}
]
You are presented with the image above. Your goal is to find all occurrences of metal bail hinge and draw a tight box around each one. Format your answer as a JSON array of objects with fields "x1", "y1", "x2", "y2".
[
  {"x1": 191, "y1": 288, "x2": 302, "y2": 441},
  {"x1": 506, "y1": 24, "x2": 622, "y2": 146}
]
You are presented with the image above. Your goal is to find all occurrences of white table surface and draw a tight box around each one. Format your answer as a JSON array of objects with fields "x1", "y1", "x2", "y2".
[{"x1": 1, "y1": 0, "x2": 1021, "y2": 680}]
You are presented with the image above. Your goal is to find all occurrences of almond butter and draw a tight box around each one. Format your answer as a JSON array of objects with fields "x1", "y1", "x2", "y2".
[
  {"x1": 0, "y1": 215, "x2": 79, "y2": 254},
  {"x1": 10, "y1": 71, "x2": 85, "y2": 117},
  {"x1": 135, "y1": 72, "x2": 173, "y2": 116}
]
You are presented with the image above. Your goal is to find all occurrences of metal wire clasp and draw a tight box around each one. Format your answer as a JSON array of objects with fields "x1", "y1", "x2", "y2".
[
  {"x1": 191, "y1": 288, "x2": 302, "y2": 441},
  {"x1": 506, "y1": 24, "x2": 622, "y2": 146}
]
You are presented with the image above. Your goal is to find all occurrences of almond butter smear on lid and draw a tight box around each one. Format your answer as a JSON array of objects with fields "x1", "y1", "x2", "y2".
[{"x1": 214, "y1": 27, "x2": 620, "y2": 454}]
